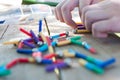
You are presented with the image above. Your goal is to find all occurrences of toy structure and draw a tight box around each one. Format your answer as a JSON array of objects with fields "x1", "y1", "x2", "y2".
[{"x1": 0, "y1": 20, "x2": 116, "y2": 77}]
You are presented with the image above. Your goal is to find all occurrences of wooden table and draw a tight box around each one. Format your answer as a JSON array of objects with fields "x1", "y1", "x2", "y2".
[{"x1": 0, "y1": 8, "x2": 120, "y2": 80}]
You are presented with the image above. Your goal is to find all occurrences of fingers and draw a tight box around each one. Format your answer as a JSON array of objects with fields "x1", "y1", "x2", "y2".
[
  {"x1": 80, "y1": 0, "x2": 106, "y2": 23},
  {"x1": 92, "y1": 19, "x2": 112, "y2": 38},
  {"x1": 54, "y1": 0, "x2": 66, "y2": 22},
  {"x1": 80, "y1": 0, "x2": 113, "y2": 30},
  {"x1": 54, "y1": 0, "x2": 79, "y2": 28},
  {"x1": 80, "y1": 0, "x2": 120, "y2": 38},
  {"x1": 84, "y1": 9, "x2": 111, "y2": 30},
  {"x1": 81, "y1": 4, "x2": 102, "y2": 24},
  {"x1": 92, "y1": 17, "x2": 120, "y2": 38},
  {"x1": 80, "y1": 2, "x2": 112, "y2": 38},
  {"x1": 79, "y1": 0, "x2": 101, "y2": 16},
  {"x1": 61, "y1": 5, "x2": 77, "y2": 28}
]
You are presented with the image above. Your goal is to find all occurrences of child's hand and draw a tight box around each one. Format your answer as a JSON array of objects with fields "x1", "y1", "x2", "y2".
[
  {"x1": 54, "y1": 0, "x2": 101, "y2": 29},
  {"x1": 81, "y1": 0, "x2": 120, "y2": 38},
  {"x1": 54, "y1": 0, "x2": 79, "y2": 29}
]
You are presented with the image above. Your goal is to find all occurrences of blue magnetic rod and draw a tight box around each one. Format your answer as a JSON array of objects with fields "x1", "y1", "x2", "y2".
[
  {"x1": 17, "y1": 44, "x2": 48, "y2": 54},
  {"x1": 68, "y1": 49, "x2": 116, "y2": 68}
]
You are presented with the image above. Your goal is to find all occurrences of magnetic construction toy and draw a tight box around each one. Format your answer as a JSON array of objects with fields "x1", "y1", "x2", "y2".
[{"x1": 1, "y1": 20, "x2": 116, "y2": 77}]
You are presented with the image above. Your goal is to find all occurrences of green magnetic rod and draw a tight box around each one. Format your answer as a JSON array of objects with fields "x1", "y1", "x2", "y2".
[{"x1": 22, "y1": 0, "x2": 59, "y2": 6}]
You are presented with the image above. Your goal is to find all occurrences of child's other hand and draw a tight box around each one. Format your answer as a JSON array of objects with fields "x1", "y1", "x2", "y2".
[{"x1": 81, "y1": 0, "x2": 120, "y2": 38}]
